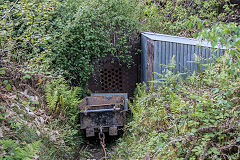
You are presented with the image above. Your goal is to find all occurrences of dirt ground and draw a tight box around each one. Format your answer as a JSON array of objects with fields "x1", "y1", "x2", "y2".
[{"x1": 77, "y1": 132, "x2": 122, "y2": 160}]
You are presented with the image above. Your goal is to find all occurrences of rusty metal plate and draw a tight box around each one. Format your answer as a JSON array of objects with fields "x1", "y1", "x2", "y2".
[
  {"x1": 80, "y1": 110, "x2": 125, "y2": 129},
  {"x1": 87, "y1": 95, "x2": 124, "y2": 106},
  {"x1": 91, "y1": 93, "x2": 128, "y2": 111},
  {"x1": 78, "y1": 95, "x2": 125, "y2": 110},
  {"x1": 109, "y1": 126, "x2": 118, "y2": 136},
  {"x1": 86, "y1": 128, "x2": 95, "y2": 137},
  {"x1": 147, "y1": 39, "x2": 154, "y2": 82}
]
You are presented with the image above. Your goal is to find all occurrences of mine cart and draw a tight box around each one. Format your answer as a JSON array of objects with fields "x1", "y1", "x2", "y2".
[{"x1": 79, "y1": 93, "x2": 128, "y2": 137}]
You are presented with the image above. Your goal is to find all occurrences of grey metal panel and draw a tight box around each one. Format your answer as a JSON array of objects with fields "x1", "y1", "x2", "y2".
[
  {"x1": 180, "y1": 43, "x2": 184, "y2": 73},
  {"x1": 158, "y1": 41, "x2": 161, "y2": 76},
  {"x1": 155, "y1": 41, "x2": 160, "y2": 76},
  {"x1": 206, "y1": 47, "x2": 211, "y2": 65},
  {"x1": 91, "y1": 93, "x2": 128, "y2": 111},
  {"x1": 154, "y1": 41, "x2": 160, "y2": 79},
  {"x1": 187, "y1": 45, "x2": 192, "y2": 73},
  {"x1": 201, "y1": 46, "x2": 206, "y2": 71},
  {"x1": 165, "y1": 42, "x2": 171, "y2": 70},
  {"x1": 176, "y1": 43, "x2": 181, "y2": 71},
  {"x1": 196, "y1": 45, "x2": 201, "y2": 72},
  {"x1": 161, "y1": 41, "x2": 163, "y2": 74},
  {"x1": 183, "y1": 44, "x2": 188, "y2": 73},
  {"x1": 162, "y1": 41, "x2": 166, "y2": 74},
  {"x1": 165, "y1": 42, "x2": 168, "y2": 67},
  {"x1": 142, "y1": 32, "x2": 226, "y2": 49},
  {"x1": 172, "y1": 42, "x2": 177, "y2": 73},
  {"x1": 141, "y1": 32, "x2": 225, "y2": 83},
  {"x1": 158, "y1": 41, "x2": 161, "y2": 75},
  {"x1": 191, "y1": 45, "x2": 195, "y2": 73},
  {"x1": 169, "y1": 42, "x2": 173, "y2": 72},
  {"x1": 202, "y1": 46, "x2": 205, "y2": 63}
]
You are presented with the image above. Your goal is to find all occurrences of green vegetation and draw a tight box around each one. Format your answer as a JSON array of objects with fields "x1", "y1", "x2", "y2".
[
  {"x1": 0, "y1": 66, "x2": 83, "y2": 159},
  {"x1": 50, "y1": 0, "x2": 140, "y2": 86},
  {"x1": 0, "y1": 140, "x2": 40, "y2": 160},
  {"x1": 112, "y1": 23, "x2": 240, "y2": 159},
  {"x1": 1, "y1": 0, "x2": 240, "y2": 159},
  {"x1": 140, "y1": 0, "x2": 236, "y2": 37},
  {"x1": 1, "y1": 0, "x2": 85, "y2": 159},
  {"x1": 45, "y1": 78, "x2": 82, "y2": 124}
]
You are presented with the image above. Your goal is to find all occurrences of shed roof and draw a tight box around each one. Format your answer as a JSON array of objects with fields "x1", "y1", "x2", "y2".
[{"x1": 142, "y1": 32, "x2": 225, "y2": 49}]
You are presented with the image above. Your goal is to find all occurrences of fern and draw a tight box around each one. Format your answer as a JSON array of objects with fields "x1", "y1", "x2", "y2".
[
  {"x1": 44, "y1": 78, "x2": 81, "y2": 124},
  {"x1": 0, "y1": 139, "x2": 40, "y2": 160},
  {"x1": 45, "y1": 81, "x2": 58, "y2": 113}
]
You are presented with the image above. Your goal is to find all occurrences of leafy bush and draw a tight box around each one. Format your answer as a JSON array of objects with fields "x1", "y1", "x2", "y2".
[
  {"x1": 1, "y1": 0, "x2": 236, "y2": 88},
  {"x1": 0, "y1": 0, "x2": 56, "y2": 69},
  {"x1": 51, "y1": 0, "x2": 140, "y2": 87},
  {"x1": 139, "y1": 0, "x2": 235, "y2": 37},
  {"x1": 112, "y1": 23, "x2": 240, "y2": 159},
  {"x1": 0, "y1": 139, "x2": 40, "y2": 160}
]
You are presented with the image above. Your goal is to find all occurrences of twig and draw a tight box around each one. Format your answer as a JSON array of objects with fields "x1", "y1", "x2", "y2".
[
  {"x1": 184, "y1": 140, "x2": 196, "y2": 160},
  {"x1": 199, "y1": 142, "x2": 211, "y2": 160},
  {"x1": 0, "y1": 14, "x2": 24, "y2": 31},
  {"x1": 18, "y1": 83, "x2": 44, "y2": 105},
  {"x1": 197, "y1": 126, "x2": 218, "y2": 133},
  {"x1": 220, "y1": 142, "x2": 239, "y2": 153},
  {"x1": 220, "y1": 153, "x2": 231, "y2": 160},
  {"x1": 0, "y1": 46, "x2": 19, "y2": 53}
]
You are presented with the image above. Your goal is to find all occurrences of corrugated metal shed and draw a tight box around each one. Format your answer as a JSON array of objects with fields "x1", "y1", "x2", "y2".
[{"x1": 141, "y1": 32, "x2": 225, "y2": 83}]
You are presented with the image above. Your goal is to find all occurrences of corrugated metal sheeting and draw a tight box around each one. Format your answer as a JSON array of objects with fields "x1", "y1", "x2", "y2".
[{"x1": 141, "y1": 32, "x2": 225, "y2": 83}]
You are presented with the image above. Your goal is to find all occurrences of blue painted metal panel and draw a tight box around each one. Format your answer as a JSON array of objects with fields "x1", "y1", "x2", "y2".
[
  {"x1": 169, "y1": 42, "x2": 174, "y2": 72},
  {"x1": 154, "y1": 41, "x2": 160, "y2": 79},
  {"x1": 80, "y1": 108, "x2": 121, "y2": 113},
  {"x1": 141, "y1": 32, "x2": 225, "y2": 83},
  {"x1": 172, "y1": 42, "x2": 177, "y2": 73}
]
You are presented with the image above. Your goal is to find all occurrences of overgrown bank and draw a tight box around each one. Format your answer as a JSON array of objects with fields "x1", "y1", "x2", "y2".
[
  {"x1": 0, "y1": 63, "x2": 87, "y2": 159},
  {"x1": 1, "y1": 0, "x2": 140, "y2": 159},
  {"x1": 1, "y1": 0, "x2": 240, "y2": 159},
  {"x1": 112, "y1": 24, "x2": 240, "y2": 159}
]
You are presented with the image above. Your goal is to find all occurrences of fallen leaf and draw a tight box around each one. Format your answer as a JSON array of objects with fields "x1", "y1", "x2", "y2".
[
  {"x1": 6, "y1": 84, "x2": 11, "y2": 91},
  {"x1": 39, "y1": 117, "x2": 44, "y2": 124},
  {"x1": 36, "y1": 130, "x2": 40, "y2": 136},
  {"x1": 50, "y1": 135, "x2": 56, "y2": 142},
  {"x1": 38, "y1": 77, "x2": 42, "y2": 84},
  {"x1": 0, "y1": 128, "x2": 3, "y2": 138},
  {"x1": 33, "y1": 155, "x2": 39, "y2": 160}
]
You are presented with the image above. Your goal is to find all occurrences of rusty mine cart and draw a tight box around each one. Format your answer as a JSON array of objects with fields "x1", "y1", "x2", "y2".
[{"x1": 78, "y1": 93, "x2": 127, "y2": 137}]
